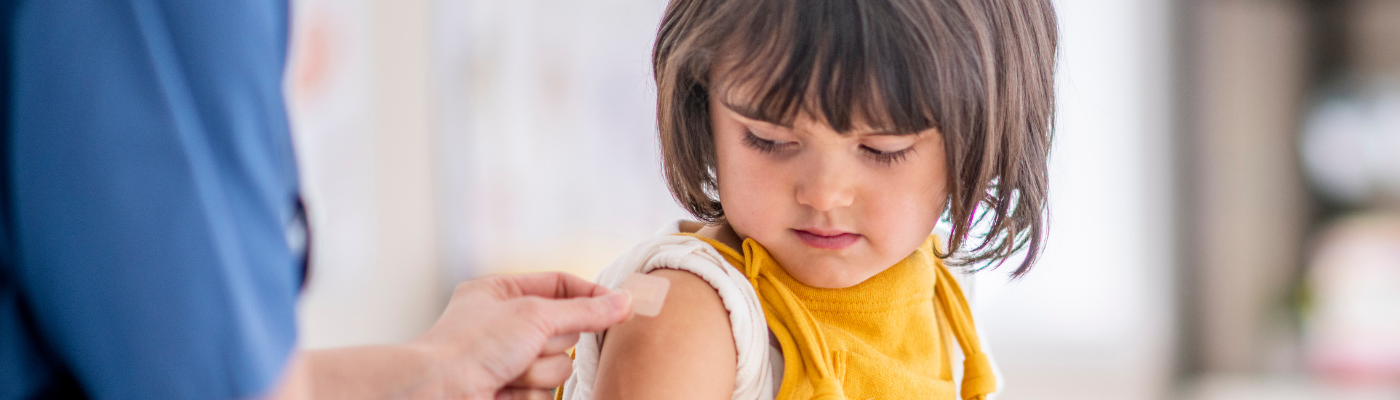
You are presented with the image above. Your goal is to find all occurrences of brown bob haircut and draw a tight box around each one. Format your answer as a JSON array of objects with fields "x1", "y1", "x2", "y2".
[{"x1": 653, "y1": 0, "x2": 1057, "y2": 276}]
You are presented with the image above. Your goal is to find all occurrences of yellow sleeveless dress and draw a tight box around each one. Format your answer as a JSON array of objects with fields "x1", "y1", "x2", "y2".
[{"x1": 680, "y1": 234, "x2": 997, "y2": 400}]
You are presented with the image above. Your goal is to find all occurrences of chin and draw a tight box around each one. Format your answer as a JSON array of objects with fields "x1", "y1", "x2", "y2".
[{"x1": 785, "y1": 256, "x2": 879, "y2": 288}]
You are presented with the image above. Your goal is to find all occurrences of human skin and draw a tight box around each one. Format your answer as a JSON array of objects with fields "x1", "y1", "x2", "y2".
[
  {"x1": 591, "y1": 86, "x2": 951, "y2": 399},
  {"x1": 706, "y1": 93, "x2": 950, "y2": 288},
  {"x1": 264, "y1": 272, "x2": 634, "y2": 400},
  {"x1": 593, "y1": 268, "x2": 738, "y2": 400}
]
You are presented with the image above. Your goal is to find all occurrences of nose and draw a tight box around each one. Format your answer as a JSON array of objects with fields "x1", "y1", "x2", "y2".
[{"x1": 793, "y1": 155, "x2": 856, "y2": 212}]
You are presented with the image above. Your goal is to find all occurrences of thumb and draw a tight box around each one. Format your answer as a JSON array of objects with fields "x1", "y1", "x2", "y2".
[{"x1": 534, "y1": 292, "x2": 632, "y2": 336}]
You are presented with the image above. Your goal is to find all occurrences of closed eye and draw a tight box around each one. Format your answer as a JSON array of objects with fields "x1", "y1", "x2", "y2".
[
  {"x1": 743, "y1": 130, "x2": 795, "y2": 154},
  {"x1": 860, "y1": 144, "x2": 915, "y2": 165}
]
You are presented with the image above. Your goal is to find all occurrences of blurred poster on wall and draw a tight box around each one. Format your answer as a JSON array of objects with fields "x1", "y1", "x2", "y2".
[
  {"x1": 284, "y1": 0, "x2": 379, "y2": 348},
  {"x1": 433, "y1": 0, "x2": 685, "y2": 282}
]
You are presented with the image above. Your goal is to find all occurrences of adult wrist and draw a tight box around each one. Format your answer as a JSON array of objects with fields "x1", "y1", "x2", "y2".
[{"x1": 401, "y1": 340, "x2": 454, "y2": 398}]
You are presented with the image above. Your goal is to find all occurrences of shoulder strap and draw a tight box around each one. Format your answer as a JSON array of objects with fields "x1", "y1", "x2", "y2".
[{"x1": 929, "y1": 238, "x2": 997, "y2": 400}]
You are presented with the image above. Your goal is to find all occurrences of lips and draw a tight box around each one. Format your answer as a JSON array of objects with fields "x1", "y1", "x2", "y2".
[{"x1": 793, "y1": 229, "x2": 861, "y2": 250}]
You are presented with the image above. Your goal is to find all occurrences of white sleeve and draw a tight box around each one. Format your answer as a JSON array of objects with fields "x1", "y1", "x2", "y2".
[{"x1": 560, "y1": 232, "x2": 775, "y2": 400}]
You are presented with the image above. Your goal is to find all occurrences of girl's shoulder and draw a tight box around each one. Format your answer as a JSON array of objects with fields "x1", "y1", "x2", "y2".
[
  {"x1": 593, "y1": 267, "x2": 737, "y2": 399},
  {"x1": 560, "y1": 221, "x2": 776, "y2": 400}
]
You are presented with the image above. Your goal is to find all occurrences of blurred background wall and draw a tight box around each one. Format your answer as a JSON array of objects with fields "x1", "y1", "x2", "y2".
[
  {"x1": 282, "y1": 0, "x2": 1400, "y2": 398},
  {"x1": 286, "y1": 0, "x2": 443, "y2": 348},
  {"x1": 1179, "y1": 1, "x2": 1400, "y2": 399}
]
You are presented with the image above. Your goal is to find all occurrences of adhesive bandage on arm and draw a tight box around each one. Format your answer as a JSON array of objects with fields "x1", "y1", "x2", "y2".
[{"x1": 618, "y1": 273, "x2": 670, "y2": 317}]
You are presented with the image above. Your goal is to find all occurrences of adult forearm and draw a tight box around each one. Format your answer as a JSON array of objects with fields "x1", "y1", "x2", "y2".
[
  {"x1": 264, "y1": 273, "x2": 633, "y2": 400},
  {"x1": 265, "y1": 346, "x2": 445, "y2": 400},
  {"x1": 303, "y1": 345, "x2": 444, "y2": 400}
]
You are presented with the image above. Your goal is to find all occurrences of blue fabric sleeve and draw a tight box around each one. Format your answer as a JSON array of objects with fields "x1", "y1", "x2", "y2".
[{"x1": 3, "y1": 0, "x2": 303, "y2": 398}]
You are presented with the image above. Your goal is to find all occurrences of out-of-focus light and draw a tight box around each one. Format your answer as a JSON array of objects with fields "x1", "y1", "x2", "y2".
[
  {"x1": 1301, "y1": 79, "x2": 1400, "y2": 205},
  {"x1": 1304, "y1": 213, "x2": 1400, "y2": 386}
]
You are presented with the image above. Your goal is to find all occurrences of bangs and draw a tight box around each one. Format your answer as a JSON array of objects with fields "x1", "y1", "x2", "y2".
[{"x1": 705, "y1": 0, "x2": 954, "y2": 135}]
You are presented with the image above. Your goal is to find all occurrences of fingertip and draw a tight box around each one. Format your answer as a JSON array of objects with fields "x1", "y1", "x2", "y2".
[
  {"x1": 593, "y1": 284, "x2": 616, "y2": 296},
  {"x1": 605, "y1": 292, "x2": 630, "y2": 310},
  {"x1": 605, "y1": 292, "x2": 632, "y2": 321}
]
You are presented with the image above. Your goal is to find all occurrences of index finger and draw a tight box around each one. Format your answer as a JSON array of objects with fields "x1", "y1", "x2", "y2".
[{"x1": 490, "y1": 272, "x2": 614, "y2": 300}]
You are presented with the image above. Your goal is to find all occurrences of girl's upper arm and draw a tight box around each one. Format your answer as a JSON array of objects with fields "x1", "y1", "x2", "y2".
[{"x1": 593, "y1": 268, "x2": 737, "y2": 399}]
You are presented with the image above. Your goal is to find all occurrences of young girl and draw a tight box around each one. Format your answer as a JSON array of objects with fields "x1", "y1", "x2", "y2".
[{"x1": 562, "y1": 0, "x2": 1056, "y2": 399}]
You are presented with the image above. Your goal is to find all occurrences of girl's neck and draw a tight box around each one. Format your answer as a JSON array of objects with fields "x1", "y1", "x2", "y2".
[{"x1": 694, "y1": 221, "x2": 745, "y2": 252}]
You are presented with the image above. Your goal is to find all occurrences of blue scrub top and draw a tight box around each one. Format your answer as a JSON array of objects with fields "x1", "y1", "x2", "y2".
[{"x1": 0, "y1": 0, "x2": 305, "y2": 399}]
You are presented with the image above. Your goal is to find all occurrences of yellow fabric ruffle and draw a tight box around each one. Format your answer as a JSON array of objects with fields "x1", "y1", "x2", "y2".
[{"x1": 680, "y1": 234, "x2": 996, "y2": 400}]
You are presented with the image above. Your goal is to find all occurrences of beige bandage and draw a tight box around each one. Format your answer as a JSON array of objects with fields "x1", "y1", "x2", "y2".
[{"x1": 618, "y1": 273, "x2": 670, "y2": 317}]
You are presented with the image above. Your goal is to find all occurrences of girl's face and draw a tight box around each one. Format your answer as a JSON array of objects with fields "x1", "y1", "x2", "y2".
[{"x1": 710, "y1": 91, "x2": 950, "y2": 288}]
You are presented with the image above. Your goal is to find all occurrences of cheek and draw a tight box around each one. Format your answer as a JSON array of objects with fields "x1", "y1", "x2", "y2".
[
  {"x1": 862, "y1": 152, "x2": 949, "y2": 252},
  {"x1": 713, "y1": 134, "x2": 788, "y2": 234},
  {"x1": 864, "y1": 183, "x2": 943, "y2": 242}
]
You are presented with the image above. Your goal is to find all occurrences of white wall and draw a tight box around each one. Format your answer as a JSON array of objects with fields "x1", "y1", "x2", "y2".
[{"x1": 433, "y1": 0, "x2": 683, "y2": 282}]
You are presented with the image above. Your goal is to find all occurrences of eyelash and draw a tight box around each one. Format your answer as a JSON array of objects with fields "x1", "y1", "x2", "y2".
[
  {"x1": 861, "y1": 145, "x2": 915, "y2": 165},
  {"x1": 742, "y1": 130, "x2": 788, "y2": 154},
  {"x1": 742, "y1": 130, "x2": 915, "y2": 165}
]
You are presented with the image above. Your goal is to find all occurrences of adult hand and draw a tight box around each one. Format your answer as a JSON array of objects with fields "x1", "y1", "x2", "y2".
[
  {"x1": 416, "y1": 272, "x2": 633, "y2": 400},
  {"x1": 268, "y1": 272, "x2": 629, "y2": 400}
]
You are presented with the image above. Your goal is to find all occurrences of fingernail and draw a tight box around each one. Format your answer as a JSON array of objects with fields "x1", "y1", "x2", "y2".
[{"x1": 605, "y1": 292, "x2": 631, "y2": 312}]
